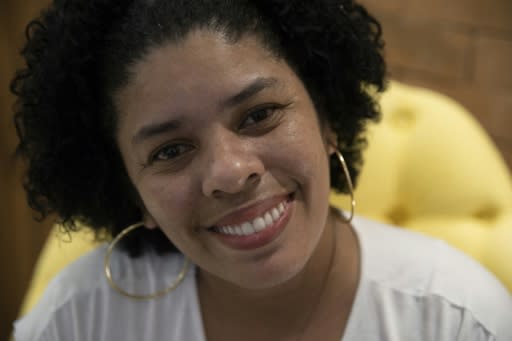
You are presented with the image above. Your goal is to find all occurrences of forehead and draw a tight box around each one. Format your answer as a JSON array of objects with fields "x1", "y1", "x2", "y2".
[
  {"x1": 114, "y1": 29, "x2": 298, "y2": 124},
  {"x1": 127, "y1": 31, "x2": 280, "y2": 91}
]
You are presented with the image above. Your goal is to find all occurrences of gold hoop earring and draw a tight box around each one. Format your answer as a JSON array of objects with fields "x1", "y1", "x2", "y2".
[
  {"x1": 104, "y1": 222, "x2": 190, "y2": 300},
  {"x1": 332, "y1": 146, "x2": 356, "y2": 223}
]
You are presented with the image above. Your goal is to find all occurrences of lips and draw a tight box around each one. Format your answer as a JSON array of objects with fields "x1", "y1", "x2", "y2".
[
  {"x1": 207, "y1": 193, "x2": 295, "y2": 250},
  {"x1": 210, "y1": 193, "x2": 294, "y2": 229},
  {"x1": 211, "y1": 200, "x2": 287, "y2": 236}
]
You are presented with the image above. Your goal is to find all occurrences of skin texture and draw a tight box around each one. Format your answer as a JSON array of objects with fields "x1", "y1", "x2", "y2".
[{"x1": 115, "y1": 30, "x2": 360, "y2": 340}]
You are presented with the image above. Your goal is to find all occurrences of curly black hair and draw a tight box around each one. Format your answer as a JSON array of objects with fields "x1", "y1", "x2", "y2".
[{"x1": 11, "y1": 0, "x2": 386, "y2": 255}]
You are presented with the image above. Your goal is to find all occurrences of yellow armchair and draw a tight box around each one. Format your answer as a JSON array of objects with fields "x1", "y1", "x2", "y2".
[{"x1": 18, "y1": 81, "x2": 512, "y2": 317}]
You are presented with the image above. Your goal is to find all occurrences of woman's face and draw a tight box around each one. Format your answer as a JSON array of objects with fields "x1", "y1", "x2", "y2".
[{"x1": 115, "y1": 30, "x2": 335, "y2": 289}]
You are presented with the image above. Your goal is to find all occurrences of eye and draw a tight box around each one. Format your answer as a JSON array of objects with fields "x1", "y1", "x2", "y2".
[
  {"x1": 239, "y1": 104, "x2": 283, "y2": 129},
  {"x1": 149, "y1": 143, "x2": 194, "y2": 163}
]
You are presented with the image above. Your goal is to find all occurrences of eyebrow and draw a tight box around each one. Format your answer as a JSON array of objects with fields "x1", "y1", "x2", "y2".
[
  {"x1": 131, "y1": 77, "x2": 279, "y2": 145},
  {"x1": 132, "y1": 119, "x2": 181, "y2": 146},
  {"x1": 221, "y1": 77, "x2": 278, "y2": 108}
]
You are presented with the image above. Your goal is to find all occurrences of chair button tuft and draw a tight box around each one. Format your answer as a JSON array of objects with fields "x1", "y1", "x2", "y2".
[
  {"x1": 390, "y1": 107, "x2": 416, "y2": 131},
  {"x1": 387, "y1": 205, "x2": 410, "y2": 226},
  {"x1": 473, "y1": 206, "x2": 499, "y2": 222}
]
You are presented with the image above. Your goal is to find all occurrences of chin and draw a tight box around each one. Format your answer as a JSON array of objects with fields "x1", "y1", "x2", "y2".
[{"x1": 228, "y1": 247, "x2": 312, "y2": 290}]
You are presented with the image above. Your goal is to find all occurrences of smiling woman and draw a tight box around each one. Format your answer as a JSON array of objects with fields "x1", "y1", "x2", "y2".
[
  {"x1": 114, "y1": 30, "x2": 337, "y2": 290},
  {"x1": 10, "y1": 0, "x2": 512, "y2": 340}
]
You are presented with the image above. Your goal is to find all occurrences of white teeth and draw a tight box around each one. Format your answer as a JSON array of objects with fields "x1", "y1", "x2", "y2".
[
  {"x1": 253, "y1": 217, "x2": 266, "y2": 232},
  {"x1": 215, "y1": 200, "x2": 288, "y2": 236},
  {"x1": 241, "y1": 222, "x2": 255, "y2": 235},
  {"x1": 264, "y1": 212, "x2": 273, "y2": 226},
  {"x1": 271, "y1": 208, "x2": 280, "y2": 220}
]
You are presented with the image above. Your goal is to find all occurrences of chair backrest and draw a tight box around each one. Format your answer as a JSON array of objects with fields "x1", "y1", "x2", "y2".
[{"x1": 332, "y1": 81, "x2": 512, "y2": 291}]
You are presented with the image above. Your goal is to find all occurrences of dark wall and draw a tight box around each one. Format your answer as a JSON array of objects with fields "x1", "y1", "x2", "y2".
[
  {"x1": 1, "y1": 1, "x2": 52, "y2": 340},
  {"x1": 362, "y1": 0, "x2": 512, "y2": 168}
]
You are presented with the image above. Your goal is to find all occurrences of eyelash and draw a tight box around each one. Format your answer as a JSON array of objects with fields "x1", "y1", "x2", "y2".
[
  {"x1": 149, "y1": 143, "x2": 194, "y2": 164},
  {"x1": 238, "y1": 103, "x2": 284, "y2": 130},
  {"x1": 147, "y1": 102, "x2": 288, "y2": 164}
]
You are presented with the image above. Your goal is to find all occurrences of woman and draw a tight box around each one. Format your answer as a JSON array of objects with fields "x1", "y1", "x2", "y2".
[{"x1": 11, "y1": 0, "x2": 512, "y2": 340}]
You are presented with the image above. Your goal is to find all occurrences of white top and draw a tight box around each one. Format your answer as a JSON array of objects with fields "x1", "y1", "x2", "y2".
[{"x1": 14, "y1": 216, "x2": 512, "y2": 340}]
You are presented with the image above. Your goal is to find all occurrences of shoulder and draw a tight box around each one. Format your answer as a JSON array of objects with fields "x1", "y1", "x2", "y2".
[
  {"x1": 13, "y1": 246, "x2": 194, "y2": 341},
  {"x1": 13, "y1": 245, "x2": 107, "y2": 340},
  {"x1": 352, "y1": 216, "x2": 512, "y2": 339}
]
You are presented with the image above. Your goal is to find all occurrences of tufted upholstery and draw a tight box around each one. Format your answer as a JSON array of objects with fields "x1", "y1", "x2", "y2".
[
  {"x1": 18, "y1": 81, "x2": 512, "y2": 317},
  {"x1": 331, "y1": 81, "x2": 512, "y2": 292}
]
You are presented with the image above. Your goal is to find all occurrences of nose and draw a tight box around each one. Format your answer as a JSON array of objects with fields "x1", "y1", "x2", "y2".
[{"x1": 202, "y1": 131, "x2": 264, "y2": 198}]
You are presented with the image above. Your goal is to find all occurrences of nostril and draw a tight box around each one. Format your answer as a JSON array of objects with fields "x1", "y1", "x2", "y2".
[
  {"x1": 248, "y1": 172, "x2": 260, "y2": 184},
  {"x1": 211, "y1": 189, "x2": 223, "y2": 199}
]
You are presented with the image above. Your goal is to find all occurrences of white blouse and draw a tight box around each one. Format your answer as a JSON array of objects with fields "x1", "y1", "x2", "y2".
[{"x1": 14, "y1": 216, "x2": 512, "y2": 340}]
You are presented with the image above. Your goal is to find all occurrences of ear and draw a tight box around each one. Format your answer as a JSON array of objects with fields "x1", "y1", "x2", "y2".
[
  {"x1": 142, "y1": 207, "x2": 158, "y2": 230},
  {"x1": 133, "y1": 192, "x2": 158, "y2": 229},
  {"x1": 323, "y1": 123, "x2": 338, "y2": 155}
]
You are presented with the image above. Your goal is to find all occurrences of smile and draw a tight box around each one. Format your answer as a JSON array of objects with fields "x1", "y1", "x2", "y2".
[
  {"x1": 212, "y1": 201, "x2": 286, "y2": 236},
  {"x1": 208, "y1": 193, "x2": 294, "y2": 250}
]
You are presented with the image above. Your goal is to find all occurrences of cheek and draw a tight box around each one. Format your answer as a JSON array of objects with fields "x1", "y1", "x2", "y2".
[
  {"x1": 138, "y1": 174, "x2": 198, "y2": 230},
  {"x1": 267, "y1": 114, "x2": 331, "y2": 188}
]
